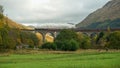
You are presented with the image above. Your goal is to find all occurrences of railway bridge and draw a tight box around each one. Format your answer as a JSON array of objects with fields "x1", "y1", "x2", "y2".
[{"x1": 22, "y1": 28, "x2": 120, "y2": 42}]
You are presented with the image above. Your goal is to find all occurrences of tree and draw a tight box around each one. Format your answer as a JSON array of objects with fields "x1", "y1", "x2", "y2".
[
  {"x1": 55, "y1": 41, "x2": 65, "y2": 50},
  {"x1": 20, "y1": 31, "x2": 39, "y2": 48},
  {"x1": 107, "y1": 31, "x2": 120, "y2": 49},
  {"x1": 0, "y1": 27, "x2": 9, "y2": 49},
  {"x1": 30, "y1": 33, "x2": 39, "y2": 47},
  {"x1": 96, "y1": 32, "x2": 107, "y2": 49},
  {"x1": 69, "y1": 39, "x2": 79, "y2": 51},
  {"x1": 90, "y1": 33, "x2": 98, "y2": 48},
  {"x1": 77, "y1": 32, "x2": 91, "y2": 49},
  {"x1": 0, "y1": 5, "x2": 4, "y2": 14},
  {"x1": 0, "y1": 5, "x2": 4, "y2": 20},
  {"x1": 55, "y1": 29, "x2": 78, "y2": 42},
  {"x1": 6, "y1": 37, "x2": 16, "y2": 49},
  {"x1": 0, "y1": 34, "x2": 3, "y2": 50},
  {"x1": 55, "y1": 29, "x2": 79, "y2": 51}
]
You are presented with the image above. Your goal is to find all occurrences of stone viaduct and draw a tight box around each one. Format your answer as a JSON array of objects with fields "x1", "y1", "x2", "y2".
[{"x1": 22, "y1": 28, "x2": 120, "y2": 42}]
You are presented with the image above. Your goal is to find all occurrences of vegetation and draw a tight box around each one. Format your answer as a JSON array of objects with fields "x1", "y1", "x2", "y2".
[
  {"x1": 55, "y1": 29, "x2": 78, "y2": 42},
  {"x1": 55, "y1": 29, "x2": 79, "y2": 51},
  {"x1": 86, "y1": 19, "x2": 120, "y2": 29},
  {"x1": 41, "y1": 29, "x2": 79, "y2": 51},
  {"x1": 0, "y1": 4, "x2": 120, "y2": 68},
  {"x1": 0, "y1": 6, "x2": 40, "y2": 51},
  {"x1": 107, "y1": 31, "x2": 120, "y2": 49},
  {"x1": 96, "y1": 32, "x2": 107, "y2": 49},
  {"x1": 0, "y1": 5, "x2": 3, "y2": 14},
  {"x1": 41, "y1": 42, "x2": 57, "y2": 50},
  {"x1": 0, "y1": 5, "x2": 120, "y2": 52},
  {"x1": 0, "y1": 27, "x2": 39, "y2": 51},
  {"x1": 20, "y1": 31, "x2": 39, "y2": 48},
  {"x1": 41, "y1": 29, "x2": 120, "y2": 51},
  {"x1": 77, "y1": 32, "x2": 91, "y2": 49},
  {"x1": 0, "y1": 51, "x2": 120, "y2": 68}
]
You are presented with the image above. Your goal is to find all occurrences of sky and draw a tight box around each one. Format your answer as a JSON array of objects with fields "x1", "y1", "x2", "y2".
[{"x1": 0, "y1": 0, "x2": 110, "y2": 26}]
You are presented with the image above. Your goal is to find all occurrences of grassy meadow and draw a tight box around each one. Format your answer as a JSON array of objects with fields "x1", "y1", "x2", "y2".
[{"x1": 0, "y1": 50, "x2": 120, "y2": 68}]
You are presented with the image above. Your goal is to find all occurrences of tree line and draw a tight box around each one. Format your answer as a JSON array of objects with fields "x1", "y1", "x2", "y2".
[
  {"x1": 0, "y1": 26, "x2": 40, "y2": 51},
  {"x1": 41, "y1": 29, "x2": 120, "y2": 51}
]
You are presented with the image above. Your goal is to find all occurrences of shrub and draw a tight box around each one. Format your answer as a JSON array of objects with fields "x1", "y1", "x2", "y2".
[
  {"x1": 69, "y1": 39, "x2": 79, "y2": 51},
  {"x1": 41, "y1": 42, "x2": 57, "y2": 50},
  {"x1": 55, "y1": 39, "x2": 79, "y2": 51},
  {"x1": 55, "y1": 41, "x2": 64, "y2": 50}
]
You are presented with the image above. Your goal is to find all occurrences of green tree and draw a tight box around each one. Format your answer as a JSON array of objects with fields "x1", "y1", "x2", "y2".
[
  {"x1": 77, "y1": 32, "x2": 91, "y2": 49},
  {"x1": 90, "y1": 33, "x2": 98, "y2": 48},
  {"x1": 30, "y1": 33, "x2": 39, "y2": 47},
  {"x1": 6, "y1": 37, "x2": 16, "y2": 49},
  {"x1": 20, "y1": 31, "x2": 39, "y2": 48},
  {"x1": 0, "y1": 27, "x2": 9, "y2": 49},
  {"x1": 107, "y1": 31, "x2": 120, "y2": 49},
  {"x1": 0, "y1": 34, "x2": 3, "y2": 50},
  {"x1": 55, "y1": 29, "x2": 78, "y2": 42},
  {"x1": 55, "y1": 29, "x2": 79, "y2": 51},
  {"x1": 96, "y1": 32, "x2": 107, "y2": 49},
  {"x1": 69, "y1": 39, "x2": 79, "y2": 51},
  {"x1": 0, "y1": 5, "x2": 4, "y2": 14},
  {"x1": 81, "y1": 35, "x2": 91, "y2": 49},
  {"x1": 0, "y1": 5, "x2": 4, "y2": 22}
]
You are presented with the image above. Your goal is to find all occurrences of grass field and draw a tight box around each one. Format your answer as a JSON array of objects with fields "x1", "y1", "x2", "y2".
[{"x1": 0, "y1": 50, "x2": 120, "y2": 68}]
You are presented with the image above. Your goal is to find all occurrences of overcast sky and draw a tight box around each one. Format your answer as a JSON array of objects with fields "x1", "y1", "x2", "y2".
[{"x1": 0, "y1": 0, "x2": 109, "y2": 26}]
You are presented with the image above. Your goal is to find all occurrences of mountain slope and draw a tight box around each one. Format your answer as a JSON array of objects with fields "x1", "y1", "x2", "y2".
[
  {"x1": 76, "y1": 0, "x2": 120, "y2": 29},
  {"x1": 5, "y1": 17, "x2": 31, "y2": 29},
  {"x1": 0, "y1": 15, "x2": 31, "y2": 29}
]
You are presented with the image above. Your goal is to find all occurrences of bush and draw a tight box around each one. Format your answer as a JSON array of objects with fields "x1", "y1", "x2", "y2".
[
  {"x1": 41, "y1": 42, "x2": 57, "y2": 50},
  {"x1": 69, "y1": 39, "x2": 79, "y2": 51},
  {"x1": 55, "y1": 41, "x2": 64, "y2": 50},
  {"x1": 55, "y1": 39, "x2": 79, "y2": 51}
]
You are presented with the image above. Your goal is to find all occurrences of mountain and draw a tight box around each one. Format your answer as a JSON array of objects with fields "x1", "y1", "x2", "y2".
[{"x1": 76, "y1": 0, "x2": 120, "y2": 29}]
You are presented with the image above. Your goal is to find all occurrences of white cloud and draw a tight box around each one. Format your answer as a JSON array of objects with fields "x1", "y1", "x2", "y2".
[{"x1": 0, "y1": 0, "x2": 110, "y2": 25}]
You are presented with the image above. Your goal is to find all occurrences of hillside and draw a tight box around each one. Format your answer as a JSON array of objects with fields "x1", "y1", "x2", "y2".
[
  {"x1": 0, "y1": 14, "x2": 53, "y2": 45},
  {"x1": 76, "y1": 0, "x2": 120, "y2": 29},
  {"x1": 5, "y1": 17, "x2": 32, "y2": 29},
  {"x1": 0, "y1": 14, "x2": 31, "y2": 29}
]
